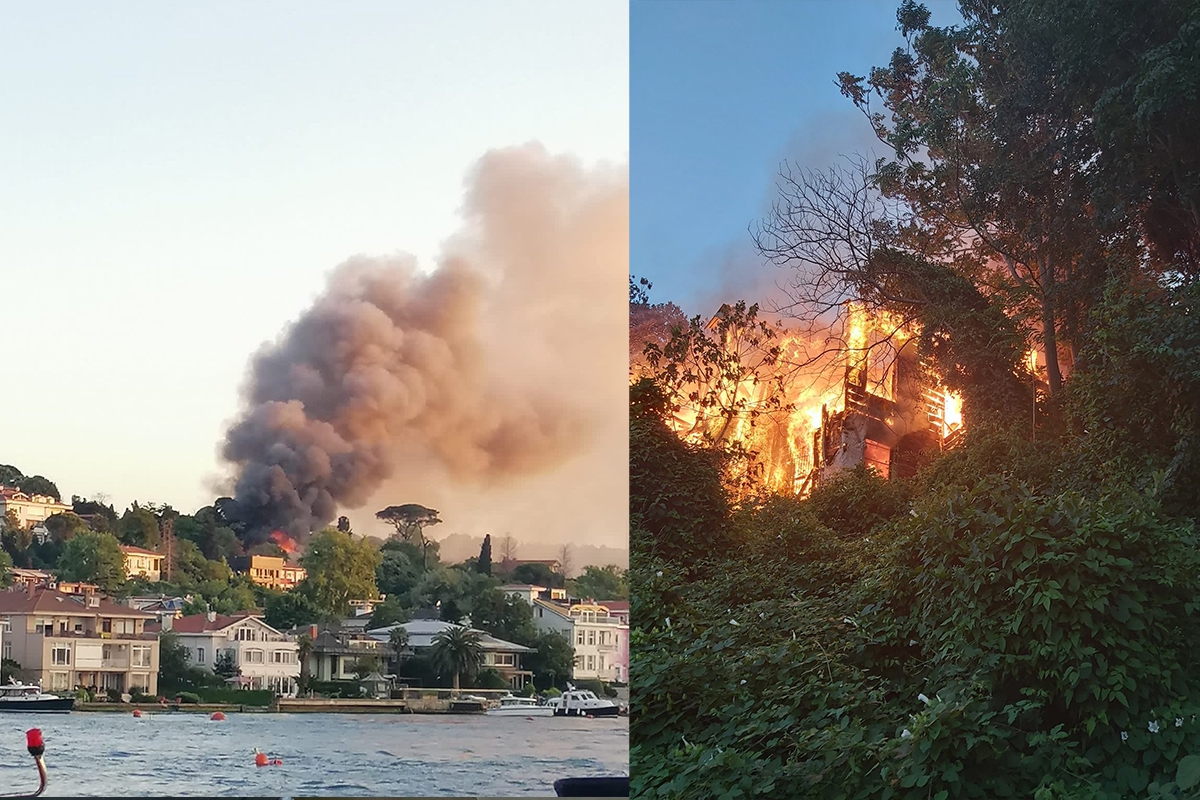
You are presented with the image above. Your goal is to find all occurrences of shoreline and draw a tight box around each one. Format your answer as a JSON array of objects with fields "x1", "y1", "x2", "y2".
[{"x1": 75, "y1": 698, "x2": 487, "y2": 714}]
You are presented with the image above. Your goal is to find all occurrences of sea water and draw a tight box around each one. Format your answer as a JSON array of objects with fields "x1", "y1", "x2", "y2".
[{"x1": 0, "y1": 712, "x2": 628, "y2": 797}]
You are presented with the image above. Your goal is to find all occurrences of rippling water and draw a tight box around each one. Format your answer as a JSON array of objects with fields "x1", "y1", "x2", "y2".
[{"x1": 0, "y1": 712, "x2": 628, "y2": 797}]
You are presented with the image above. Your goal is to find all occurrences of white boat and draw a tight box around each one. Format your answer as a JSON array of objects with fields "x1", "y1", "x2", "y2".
[
  {"x1": 0, "y1": 679, "x2": 75, "y2": 713},
  {"x1": 487, "y1": 694, "x2": 555, "y2": 717},
  {"x1": 547, "y1": 688, "x2": 620, "y2": 718}
]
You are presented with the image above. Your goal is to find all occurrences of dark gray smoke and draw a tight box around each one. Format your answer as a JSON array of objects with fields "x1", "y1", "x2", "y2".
[{"x1": 222, "y1": 144, "x2": 619, "y2": 542}]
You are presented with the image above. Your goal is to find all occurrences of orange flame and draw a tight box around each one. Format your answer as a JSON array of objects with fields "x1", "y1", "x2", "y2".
[
  {"x1": 269, "y1": 530, "x2": 298, "y2": 555},
  {"x1": 651, "y1": 304, "x2": 964, "y2": 497}
]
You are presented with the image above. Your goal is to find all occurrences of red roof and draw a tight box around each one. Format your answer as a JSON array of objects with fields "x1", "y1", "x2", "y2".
[
  {"x1": 598, "y1": 600, "x2": 629, "y2": 613},
  {"x1": 119, "y1": 545, "x2": 163, "y2": 557},
  {"x1": 0, "y1": 587, "x2": 153, "y2": 618},
  {"x1": 169, "y1": 611, "x2": 261, "y2": 633}
]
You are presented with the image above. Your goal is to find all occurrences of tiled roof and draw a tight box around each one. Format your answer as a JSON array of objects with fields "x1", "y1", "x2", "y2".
[
  {"x1": 119, "y1": 545, "x2": 163, "y2": 558},
  {"x1": 0, "y1": 588, "x2": 153, "y2": 618},
  {"x1": 597, "y1": 600, "x2": 629, "y2": 613},
  {"x1": 169, "y1": 611, "x2": 263, "y2": 633}
]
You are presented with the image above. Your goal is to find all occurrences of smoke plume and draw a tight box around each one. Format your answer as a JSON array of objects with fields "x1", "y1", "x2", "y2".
[{"x1": 222, "y1": 144, "x2": 628, "y2": 543}]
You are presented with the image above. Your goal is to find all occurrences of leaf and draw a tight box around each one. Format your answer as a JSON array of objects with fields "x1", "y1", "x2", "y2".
[{"x1": 1176, "y1": 755, "x2": 1200, "y2": 790}]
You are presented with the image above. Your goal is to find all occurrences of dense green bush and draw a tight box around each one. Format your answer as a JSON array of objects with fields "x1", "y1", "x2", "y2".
[{"x1": 194, "y1": 688, "x2": 274, "y2": 706}]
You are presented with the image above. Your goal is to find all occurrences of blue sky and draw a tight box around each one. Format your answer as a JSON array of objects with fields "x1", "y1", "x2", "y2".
[
  {"x1": 631, "y1": 0, "x2": 960, "y2": 316},
  {"x1": 1, "y1": 1, "x2": 627, "y2": 521}
]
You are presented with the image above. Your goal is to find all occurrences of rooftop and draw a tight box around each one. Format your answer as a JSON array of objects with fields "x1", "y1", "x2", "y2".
[{"x1": 0, "y1": 587, "x2": 154, "y2": 618}]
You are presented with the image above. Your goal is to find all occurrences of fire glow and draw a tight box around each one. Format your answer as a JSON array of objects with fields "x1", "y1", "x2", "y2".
[
  {"x1": 662, "y1": 303, "x2": 964, "y2": 496},
  {"x1": 269, "y1": 530, "x2": 299, "y2": 555}
]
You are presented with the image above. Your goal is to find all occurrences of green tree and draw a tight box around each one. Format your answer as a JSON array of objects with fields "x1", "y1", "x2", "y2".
[
  {"x1": 388, "y1": 626, "x2": 411, "y2": 668},
  {"x1": 375, "y1": 504, "x2": 441, "y2": 543},
  {"x1": 0, "y1": 465, "x2": 23, "y2": 487},
  {"x1": 376, "y1": 545, "x2": 424, "y2": 602},
  {"x1": 429, "y1": 626, "x2": 484, "y2": 695},
  {"x1": 56, "y1": 530, "x2": 126, "y2": 592},
  {"x1": 524, "y1": 631, "x2": 574, "y2": 691},
  {"x1": 0, "y1": 510, "x2": 32, "y2": 561},
  {"x1": 299, "y1": 529, "x2": 381, "y2": 615},
  {"x1": 157, "y1": 631, "x2": 191, "y2": 691},
  {"x1": 213, "y1": 649, "x2": 238, "y2": 679},
  {"x1": 367, "y1": 596, "x2": 410, "y2": 630},
  {"x1": 477, "y1": 534, "x2": 492, "y2": 576},
  {"x1": 263, "y1": 591, "x2": 322, "y2": 631},
  {"x1": 43, "y1": 512, "x2": 91, "y2": 543},
  {"x1": 118, "y1": 503, "x2": 160, "y2": 549},
  {"x1": 509, "y1": 562, "x2": 563, "y2": 589},
  {"x1": 296, "y1": 633, "x2": 314, "y2": 694},
  {"x1": 17, "y1": 475, "x2": 60, "y2": 501},
  {"x1": 570, "y1": 565, "x2": 628, "y2": 601},
  {"x1": 0, "y1": 549, "x2": 13, "y2": 588},
  {"x1": 470, "y1": 587, "x2": 537, "y2": 646}
]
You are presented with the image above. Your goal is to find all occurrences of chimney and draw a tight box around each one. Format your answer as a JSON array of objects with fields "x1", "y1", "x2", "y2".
[
  {"x1": 86, "y1": 596, "x2": 100, "y2": 608},
  {"x1": 206, "y1": 611, "x2": 217, "y2": 623},
  {"x1": 161, "y1": 615, "x2": 173, "y2": 632}
]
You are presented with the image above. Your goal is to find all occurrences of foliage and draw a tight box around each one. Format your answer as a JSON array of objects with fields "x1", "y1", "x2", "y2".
[
  {"x1": 630, "y1": 378, "x2": 730, "y2": 568},
  {"x1": 17, "y1": 475, "x2": 60, "y2": 501},
  {"x1": 368, "y1": 597, "x2": 411, "y2": 631},
  {"x1": 0, "y1": 549, "x2": 12, "y2": 588},
  {"x1": 472, "y1": 669, "x2": 509, "y2": 690},
  {"x1": 806, "y1": 462, "x2": 911, "y2": 541},
  {"x1": 429, "y1": 627, "x2": 484, "y2": 693},
  {"x1": 55, "y1": 530, "x2": 126, "y2": 592},
  {"x1": 477, "y1": 533, "x2": 492, "y2": 576},
  {"x1": 213, "y1": 650, "x2": 238, "y2": 679},
  {"x1": 375, "y1": 504, "x2": 441, "y2": 543},
  {"x1": 508, "y1": 562, "x2": 564, "y2": 589},
  {"x1": 263, "y1": 590, "x2": 322, "y2": 632},
  {"x1": 299, "y1": 528, "x2": 381, "y2": 615},
  {"x1": 524, "y1": 631, "x2": 575, "y2": 691},
  {"x1": 471, "y1": 587, "x2": 538, "y2": 647},
  {"x1": 193, "y1": 688, "x2": 274, "y2": 706},
  {"x1": 569, "y1": 565, "x2": 628, "y2": 601}
]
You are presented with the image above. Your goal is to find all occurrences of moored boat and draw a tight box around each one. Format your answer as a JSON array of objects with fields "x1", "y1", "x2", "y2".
[
  {"x1": 547, "y1": 688, "x2": 620, "y2": 718},
  {"x1": 487, "y1": 694, "x2": 555, "y2": 717},
  {"x1": 0, "y1": 681, "x2": 74, "y2": 713}
]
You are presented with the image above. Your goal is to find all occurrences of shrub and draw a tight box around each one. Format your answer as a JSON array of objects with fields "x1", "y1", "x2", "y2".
[{"x1": 176, "y1": 692, "x2": 201, "y2": 705}]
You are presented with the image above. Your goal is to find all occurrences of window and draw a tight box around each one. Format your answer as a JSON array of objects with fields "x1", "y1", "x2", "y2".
[
  {"x1": 50, "y1": 672, "x2": 69, "y2": 691},
  {"x1": 34, "y1": 618, "x2": 51, "y2": 634},
  {"x1": 586, "y1": 630, "x2": 595, "y2": 646},
  {"x1": 235, "y1": 627, "x2": 258, "y2": 642},
  {"x1": 129, "y1": 673, "x2": 149, "y2": 691},
  {"x1": 493, "y1": 653, "x2": 515, "y2": 667},
  {"x1": 131, "y1": 647, "x2": 152, "y2": 668},
  {"x1": 1, "y1": 617, "x2": 11, "y2": 632},
  {"x1": 586, "y1": 655, "x2": 595, "y2": 671},
  {"x1": 51, "y1": 645, "x2": 71, "y2": 666},
  {"x1": 244, "y1": 649, "x2": 264, "y2": 664},
  {"x1": 576, "y1": 631, "x2": 584, "y2": 645},
  {"x1": 197, "y1": 647, "x2": 205, "y2": 664},
  {"x1": 271, "y1": 651, "x2": 294, "y2": 664},
  {"x1": 102, "y1": 645, "x2": 113, "y2": 660},
  {"x1": 3, "y1": 643, "x2": 11, "y2": 661}
]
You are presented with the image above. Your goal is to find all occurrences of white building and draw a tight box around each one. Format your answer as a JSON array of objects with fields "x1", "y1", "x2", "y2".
[
  {"x1": 167, "y1": 612, "x2": 299, "y2": 695},
  {"x1": 503, "y1": 585, "x2": 628, "y2": 683},
  {"x1": 0, "y1": 488, "x2": 71, "y2": 529}
]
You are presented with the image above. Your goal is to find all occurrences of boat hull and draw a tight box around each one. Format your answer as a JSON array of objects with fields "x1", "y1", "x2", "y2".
[
  {"x1": 0, "y1": 698, "x2": 75, "y2": 713},
  {"x1": 553, "y1": 705, "x2": 620, "y2": 717}
]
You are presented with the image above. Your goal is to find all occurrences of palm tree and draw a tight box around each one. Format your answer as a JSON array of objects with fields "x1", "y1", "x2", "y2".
[
  {"x1": 388, "y1": 627, "x2": 411, "y2": 672},
  {"x1": 429, "y1": 626, "x2": 483, "y2": 695},
  {"x1": 296, "y1": 633, "x2": 314, "y2": 695}
]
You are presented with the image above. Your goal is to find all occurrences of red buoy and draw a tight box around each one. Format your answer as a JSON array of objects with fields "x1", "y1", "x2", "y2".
[
  {"x1": 255, "y1": 752, "x2": 268, "y2": 767},
  {"x1": 26, "y1": 729, "x2": 43, "y2": 752},
  {"x1": 132, "y1": 709, "x2": 142, "y2": 718},
  {"x1": 211, "y1": 712, "x2": 226, "y2": 721}
]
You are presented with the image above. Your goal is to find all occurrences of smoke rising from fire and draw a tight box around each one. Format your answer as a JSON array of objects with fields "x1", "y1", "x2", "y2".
[{"x1": 223, "y1": 144, "x2": 628, "y2": 543}]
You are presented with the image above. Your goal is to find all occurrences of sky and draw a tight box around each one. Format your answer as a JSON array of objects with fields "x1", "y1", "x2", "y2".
[
  {"x1": 631, "y1": 0, "x2": 961, "y2": 317},
  {"x1": 1, "y1": 1, "x2": 628, "y2": 544}
]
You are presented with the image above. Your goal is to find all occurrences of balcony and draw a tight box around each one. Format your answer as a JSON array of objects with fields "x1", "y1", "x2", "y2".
[{"x1": 45, "y1": 630, "x2": 156, "y2": 641}]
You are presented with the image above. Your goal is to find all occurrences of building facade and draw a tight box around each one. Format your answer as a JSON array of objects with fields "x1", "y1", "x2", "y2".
[
  {"x1": 0, "y1": 588, "x2": 160, "y2": 695},
  {"x1": 119, "y1": 546, "x2": 164, "y2": 582},
  {"x1": 367, "y1": 619, "x2": 534, "y2": 689},
  {"x1": 231, "y1": 555, "x2": 307, "y2": 591},
  {"x1": 504, "y1": 585, "x2": 628, "y2": 683},
  {"x1": 168, "y1": 612, "x2": 299, "y2": 695},
  {"x1": 0, "y1": 488, "x2": 71, "y2": 529}
]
